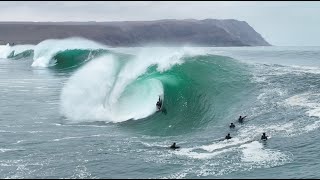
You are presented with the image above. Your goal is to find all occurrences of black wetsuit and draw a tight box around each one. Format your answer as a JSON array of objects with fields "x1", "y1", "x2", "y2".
[
  {"x1": 170, "y1": 144, "x2": 180, "y2": 149},
  {"x1": 261, "y1": 135, "x2": 268, "y2": 140},
  {"x1": 230, "y1": 124, "x2": 235, "y2": 128},
  {"x1": 238, "y1": 116, "x2": 246, "y2": 123},
  {"x1": 156, "y1": 97, "x2": 162, "y2": 110},
  {"x1": 225, "y1": 134, "x2": 232, "y2": 140}
]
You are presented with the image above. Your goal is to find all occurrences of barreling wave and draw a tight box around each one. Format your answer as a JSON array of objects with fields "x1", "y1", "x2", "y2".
[
  {"x1": 0, "y1": 44, "x2": 34, "y2": 59},
  {"x1": 0, "y1": 37, "x2": 112, "y2": 70},
  {"x1": 60, "y1": 47, "x2": 251, "y2": 135},
  {"x1": 2, "y1": 38, "x2": 252, "y2": 135},
  {"x1": 31, "y1": 37, "x2": 110, "y2": 68}
]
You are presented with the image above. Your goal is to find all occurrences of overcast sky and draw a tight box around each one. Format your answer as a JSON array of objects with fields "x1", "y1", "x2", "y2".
[{"x1": 0, "y1": 1, "x2": 319, "y2": 46}]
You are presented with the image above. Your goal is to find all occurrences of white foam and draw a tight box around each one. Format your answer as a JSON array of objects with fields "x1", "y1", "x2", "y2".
[
  {"x1": 140, "y1": 141, "x2": 173, "y2": 148},
  {"x1": 285, "y1": 93, "x2": 313, "y2": 107},
  {"x1": 52, "y1": 136, "x2": 86, "y2": 142},
  {"x1": 285, "y1": 92, "x2": 320, "y2": 118},
  {"x1": 238, "y1": 123, "x2": 294, "y2": 139},
  {"x1": 288, "y1": 65, "x2": 320, "y2": 74},
  {"x1": 175, "y1": 147, "x2": 236, "y2": 160},
  {"x1": 240, "y1": 141, "x2": 284, "y2": 163},
  {"x1": 161, "y1": 170, "x2": 189, "y2": 179},
  {"x1": 13, "y1": 140, "x2": 25, "y2": 144},
  {"x1": 60, "y1": 54, "x2": 162, "y2": 122},
  {"x1": 0, "y1": 44, "x2": 11, "y2": 58},
  {"x1": 60, "y1": 54, "x2": 119, "y2": 121},
  {"x1": 27, "y1": 131, "x2": 43, "y2": 134},
  {"x1": 200, "y1": 137, "x2": 250, "y2": 152},
  {"x1": 307, "y1": 109, "x2": 320, "y2": 118},
  {"x1": 0, "y1": 148, "x2": 23, "y2": 153}
]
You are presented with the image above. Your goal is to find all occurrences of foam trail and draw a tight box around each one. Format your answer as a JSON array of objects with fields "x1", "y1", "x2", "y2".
[
  {"x1": 240, "y1": 141, "x2": 288, "y2": 163},
  {"x1": 175, "y1": 147, "x2": 236, "y2": 160}
]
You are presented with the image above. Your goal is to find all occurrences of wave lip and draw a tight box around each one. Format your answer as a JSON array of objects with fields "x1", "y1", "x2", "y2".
[{"x1": 60, "y1": 55, "x2": 120, "y2": 122}]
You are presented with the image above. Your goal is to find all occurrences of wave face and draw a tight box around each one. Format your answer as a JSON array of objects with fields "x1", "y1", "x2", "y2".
[
  {"x1": 31, "y1": 37, "x2": 109, "y2": 68},
  {"x1": 0, "y1": 44, "x2": 34, "y2": 59},
  {"x1": 1, "y1": 38, "x2": 252, "y2": 135},
  {"x1": 60, "y1": 47, "x2": 251, "y2": 135}
]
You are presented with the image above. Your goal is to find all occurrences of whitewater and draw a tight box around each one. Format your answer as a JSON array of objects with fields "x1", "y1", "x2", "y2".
[{"x1": 1, "y1": 37, "x2": 320, "y2": 178}]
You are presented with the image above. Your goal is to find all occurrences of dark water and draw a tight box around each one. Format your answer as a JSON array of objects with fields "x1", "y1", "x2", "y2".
[{"x1": 1, "y1": 43, "x2": 320, "y2": 178}]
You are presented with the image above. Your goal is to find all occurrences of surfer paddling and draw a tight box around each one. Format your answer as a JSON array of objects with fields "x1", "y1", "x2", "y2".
[
  {"x1": 238, "y1": 115, "x2": 247, "y2": 123},
  {"x1": 225, "y1": 133, "x2": 232, "y2": 140},
  {"x1": 169, "y1": 142, "x2": 180, "y2": 150}
]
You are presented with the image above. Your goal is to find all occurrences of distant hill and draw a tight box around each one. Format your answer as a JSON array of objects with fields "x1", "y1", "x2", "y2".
[{"x1": 0, "y1": 19, "x2": 270, "y2": 46}]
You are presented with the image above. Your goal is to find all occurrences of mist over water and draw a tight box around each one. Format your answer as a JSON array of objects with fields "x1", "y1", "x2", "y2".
[{"x1": 1, "y1": 38, "x2": 320, "y2": 178}]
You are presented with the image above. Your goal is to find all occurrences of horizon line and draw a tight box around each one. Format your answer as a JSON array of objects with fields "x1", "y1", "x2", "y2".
[{"x1": 0, "y1": 18, "x2": 243, "y2": 23}]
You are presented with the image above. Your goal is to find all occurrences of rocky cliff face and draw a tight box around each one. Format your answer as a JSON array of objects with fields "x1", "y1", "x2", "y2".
[{"x1": 0, "y1": 19, "x2": 270, "y2": 46}]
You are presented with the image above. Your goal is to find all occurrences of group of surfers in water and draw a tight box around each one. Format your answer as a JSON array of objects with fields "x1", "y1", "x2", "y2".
[
  {"x1": 226, "y1": 115, "x2": 268, "y2": 140},
  {"x1": 168, "y1": 115, "x2": 268, "y2": 150},
  {"x1": 156, "y1": 97, "x2": 268, "y2": 150}
]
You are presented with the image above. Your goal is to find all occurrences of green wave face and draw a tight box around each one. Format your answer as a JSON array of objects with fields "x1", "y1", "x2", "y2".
[
  {"x1": 119, "y1": 55, "x2": 252, "y2": 136},
  {"x1": 51, "y1": 49, "x2": 108, "y2": 70},
  {"x1": 7, "y1": 50, "x2": 34, "y2": 60},
  {"x1": 48, "y1": 49, "x2": 131, "y2": 71},
  {"x1": 56, "y1": 45, "x2": 253, "y2": 136}
]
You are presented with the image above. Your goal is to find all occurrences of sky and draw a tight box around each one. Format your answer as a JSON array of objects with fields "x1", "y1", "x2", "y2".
[{"x1": 0, "y1": 1, "x2": 319, "y2": 46}]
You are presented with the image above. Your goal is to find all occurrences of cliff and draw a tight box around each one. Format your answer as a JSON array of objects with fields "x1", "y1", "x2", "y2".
[{"x1": 0, "y1": 19, "x2": 270, "y2": 46}]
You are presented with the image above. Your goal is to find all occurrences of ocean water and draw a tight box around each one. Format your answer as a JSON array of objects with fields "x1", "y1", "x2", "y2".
[{"x1": 1, "y1": 38, "x2": 320, "y2": 178}]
